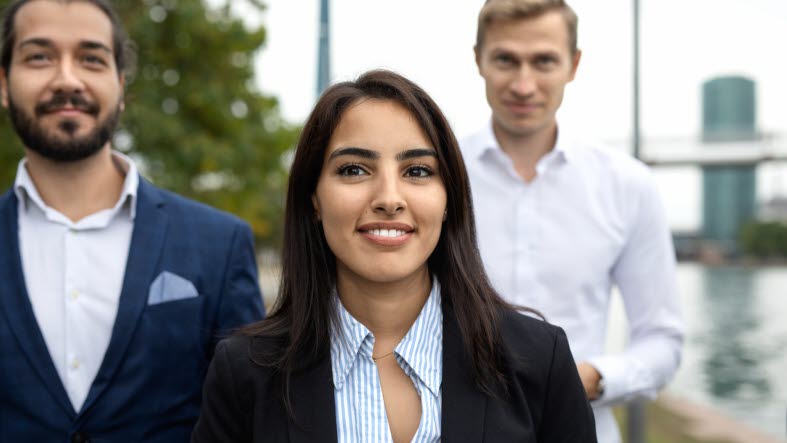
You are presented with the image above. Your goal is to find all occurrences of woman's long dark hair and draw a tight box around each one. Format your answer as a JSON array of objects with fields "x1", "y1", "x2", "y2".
[{"x1": 242, "y1": 69, "x2": 521, "y2": 415}]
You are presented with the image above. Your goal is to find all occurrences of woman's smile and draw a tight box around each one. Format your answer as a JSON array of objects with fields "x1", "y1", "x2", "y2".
[{"x1": 358, "y1": 222, "x2": 415, "y2": 246}]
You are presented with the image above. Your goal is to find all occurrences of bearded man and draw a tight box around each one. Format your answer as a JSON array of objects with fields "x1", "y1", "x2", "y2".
[{"x1": 0, "y1": 1, "x2": 264, "y2": 441}]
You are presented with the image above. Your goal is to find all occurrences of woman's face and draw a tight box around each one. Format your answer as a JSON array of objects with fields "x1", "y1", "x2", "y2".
[{"x1": 312, "y1": 99, "x2": 447, "y2": 288}]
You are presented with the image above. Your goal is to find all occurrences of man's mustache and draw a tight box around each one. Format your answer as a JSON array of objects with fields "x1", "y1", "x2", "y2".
[{"x1": 35, "y1": 92, "x2": 100, "y2": 116}]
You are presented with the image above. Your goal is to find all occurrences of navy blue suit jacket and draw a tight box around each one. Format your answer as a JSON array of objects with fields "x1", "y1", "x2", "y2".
[{"x1": 0, "y1": 177, "x2": 265, "y2": 442}]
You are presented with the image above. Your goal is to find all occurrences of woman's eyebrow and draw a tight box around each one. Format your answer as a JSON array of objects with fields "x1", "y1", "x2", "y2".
[
  {"x1": 396, "y1": 149, "x2": 437, "y2": 161},
  {"x1": 327, "y1": 147, "x2": 437, "y2": 161},
  {"x1": 328, "y1": 147, "x2": 379, "y2": 161}
]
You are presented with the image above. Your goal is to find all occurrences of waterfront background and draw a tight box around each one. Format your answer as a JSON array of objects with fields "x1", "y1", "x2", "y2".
[
  {"x1": 672, "y1": 264, "x2": 787, "y2": 440},
  {"x1": 606, "y1": 263, "x2": 787, "y2": 441}
]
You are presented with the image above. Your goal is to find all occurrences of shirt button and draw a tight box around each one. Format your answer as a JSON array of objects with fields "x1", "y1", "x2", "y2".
[
  {"x1": 70, "y1": 358, "x2": 80, "y2": 370},
  {"x1": 69, "y1": 289, "x2": 80, "y2": 300}
]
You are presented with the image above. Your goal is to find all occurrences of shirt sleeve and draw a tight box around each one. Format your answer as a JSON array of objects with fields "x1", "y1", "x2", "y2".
[
  {"x1": 588, "y1": 168, "x2": 684, "y2": 407},
  {"x1": 213, "y1": 222, "x2": 265, "y2": 353}
]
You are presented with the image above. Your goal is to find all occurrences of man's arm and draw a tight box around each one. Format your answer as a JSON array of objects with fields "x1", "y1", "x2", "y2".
[
  {"x1": 576, "y1": 361, "x2": 603, "y2": 400},
  {"x1": 586, "y1": 169, "x2": 684, "y2": 406}
]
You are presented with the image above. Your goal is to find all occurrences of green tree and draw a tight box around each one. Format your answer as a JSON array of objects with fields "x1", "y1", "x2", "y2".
[
  {"x1": 0, "y1": 0, "x2": 298, "y2": 247},
  {"x1": 740, "y1": 221, "x2": 787, "y2": 258}
]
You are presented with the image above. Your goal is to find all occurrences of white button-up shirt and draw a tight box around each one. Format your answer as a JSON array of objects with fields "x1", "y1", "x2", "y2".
[
  {"x1": 461, "y1": 123, "x2": 683, "y2": 443},
  {"x1": 14, "y1": 153, "x2": 138, "y2": 412}
]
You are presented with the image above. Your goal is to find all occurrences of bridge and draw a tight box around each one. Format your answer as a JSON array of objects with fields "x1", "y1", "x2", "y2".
[{"x1": 640, "y1": 133, "x2": 787, "y2": 167}]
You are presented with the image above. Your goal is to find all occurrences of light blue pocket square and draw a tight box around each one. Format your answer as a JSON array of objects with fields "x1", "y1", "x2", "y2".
[{"x1": 147, "y1": 271, "x2": 199, "y2": 305}]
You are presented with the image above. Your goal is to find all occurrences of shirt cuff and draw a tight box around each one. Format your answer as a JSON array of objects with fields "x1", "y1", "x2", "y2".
[{"x1": 586, "y1": 355, "x2": 653, "y2": 406}]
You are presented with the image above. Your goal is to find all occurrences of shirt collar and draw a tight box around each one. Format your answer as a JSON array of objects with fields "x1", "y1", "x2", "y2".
[
  {"x1": 393, "y1": 279, "x2": 443, "y2": 396},
  {"x1": 330, "y1": 278, "x2": 443, "y2": 396},
  {"x1": 330, "y1": 290, "x2": 375, "y2": 391},
  {"x1": 13, "y1": 151, "x2": 140, "y2": 221},
  {"x1": 552, "y1": 125, "x2": 572, "y2": 162},
  {"x1": 476, "y1": 119, "x2": 572, "y2": 167}
]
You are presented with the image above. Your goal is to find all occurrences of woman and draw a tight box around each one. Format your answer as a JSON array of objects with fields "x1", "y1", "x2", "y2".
[{"x1": 192, "y1": 70, "x2": 596, "y2": 442}]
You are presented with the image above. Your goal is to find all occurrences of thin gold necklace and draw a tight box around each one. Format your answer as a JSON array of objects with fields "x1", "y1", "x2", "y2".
[{"x1": 372, "y1": 351, "x2": 394, "y2": 363}]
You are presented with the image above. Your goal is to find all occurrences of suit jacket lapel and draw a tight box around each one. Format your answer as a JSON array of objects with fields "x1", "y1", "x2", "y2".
[
  {"x1": 441, "y1": 307, "x2": 487, "y2": 442},
  {"x1": 0, "y1": 191, "x2": 76, "y2": 418},
  {"x1": 78, "y1": 178, "x2": 168, "y2": 416},
  {"x1": 277, "y1": 306, "x2": 487, "y2": 442},
  {"x1": 287, "y1": 353, "x2": 338, "y2": 443}
]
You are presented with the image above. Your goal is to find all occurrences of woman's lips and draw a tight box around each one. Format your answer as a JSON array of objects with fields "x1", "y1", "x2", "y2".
[
  {"x1": 357, "y1": 223, "x2": 414, "y2": 247},
  {"x1": 360, "y1": 229, "x2": 413, "y2": 246}
]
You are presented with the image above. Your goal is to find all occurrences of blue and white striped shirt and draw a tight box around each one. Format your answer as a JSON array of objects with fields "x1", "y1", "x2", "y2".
[{"x1": 330, "y1": 280, "x2": 443, "y2": 443}]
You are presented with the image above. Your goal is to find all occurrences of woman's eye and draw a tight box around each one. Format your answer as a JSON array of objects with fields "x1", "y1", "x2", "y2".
[
  {"x1": 406, "y1": 165, "x2": 433, "y2": 178},
  {"x1": 337, "y1": 164, "x2": 367, "y2": 177}
]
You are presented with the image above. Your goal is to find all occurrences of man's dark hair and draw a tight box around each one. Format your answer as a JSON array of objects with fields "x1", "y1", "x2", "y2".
[{"x1": 1, "y1": 0, "x2": 135, "y2": 78}]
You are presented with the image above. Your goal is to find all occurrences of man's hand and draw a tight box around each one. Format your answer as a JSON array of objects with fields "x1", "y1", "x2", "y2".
[{"x1": 576, "y1": 362, "x2": 603, "y2": 400}]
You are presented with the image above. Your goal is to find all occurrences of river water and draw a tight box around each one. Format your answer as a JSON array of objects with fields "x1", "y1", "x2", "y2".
[{"x1": 609, "y1": 263, "x2": 787, "y2": 440}]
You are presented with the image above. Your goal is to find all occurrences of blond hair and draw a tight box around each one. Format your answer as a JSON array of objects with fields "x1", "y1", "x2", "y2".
[{"x1": 476, "y1": 0, "x2": 579, "y2": 54}]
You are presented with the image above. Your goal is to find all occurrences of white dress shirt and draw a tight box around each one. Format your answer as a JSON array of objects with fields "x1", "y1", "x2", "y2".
[
  {"x1": 330, "y1": 280, "x2": 442, "y2": 443},
  {"x1": 14, "y1": 153, "x2": 138, "y2": 412},
  {"x1": 461, "y1": 122, "x2": 684, "y2": 443}
]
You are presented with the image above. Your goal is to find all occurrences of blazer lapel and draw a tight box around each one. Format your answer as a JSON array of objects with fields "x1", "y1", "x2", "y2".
[
  {"x1": 441, "y1": 307, "x2": 487, "y2": 442},
  {"x1": 78, "y1": 179, "x2": 168, "y2": 415},
  {"x1": 0, "y1": 191, "x2": 76, "y2": 418},
  {"x1": 287, "y1": 353, "x2": 338, "y2": 443}
]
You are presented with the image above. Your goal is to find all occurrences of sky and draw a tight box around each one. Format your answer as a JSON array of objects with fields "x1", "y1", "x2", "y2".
[{"x1": 216, "y1": 0, "x2": 787, "y2": 229}]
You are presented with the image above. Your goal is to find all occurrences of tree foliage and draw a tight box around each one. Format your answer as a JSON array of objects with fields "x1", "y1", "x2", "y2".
[
  {"x1": 740, "y1": 221, "x2": 787, "y2": 258},
  {"x1": 0, "y1": 0, "x2": 299, "y2": 247}
]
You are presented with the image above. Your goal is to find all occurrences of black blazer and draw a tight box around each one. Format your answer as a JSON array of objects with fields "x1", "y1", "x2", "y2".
[{"x1": 192, "y1": 308, "x2": 597, "y2": 442}]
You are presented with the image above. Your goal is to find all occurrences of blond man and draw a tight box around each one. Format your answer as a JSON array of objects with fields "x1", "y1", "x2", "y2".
[{"x1": 461, "y1": 1, "x2": 684, "y2": 441}]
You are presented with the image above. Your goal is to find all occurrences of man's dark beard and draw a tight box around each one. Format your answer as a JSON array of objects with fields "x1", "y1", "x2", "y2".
[{"x1": 7, "y1": 91, "x2": 121, "y2": 162}]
